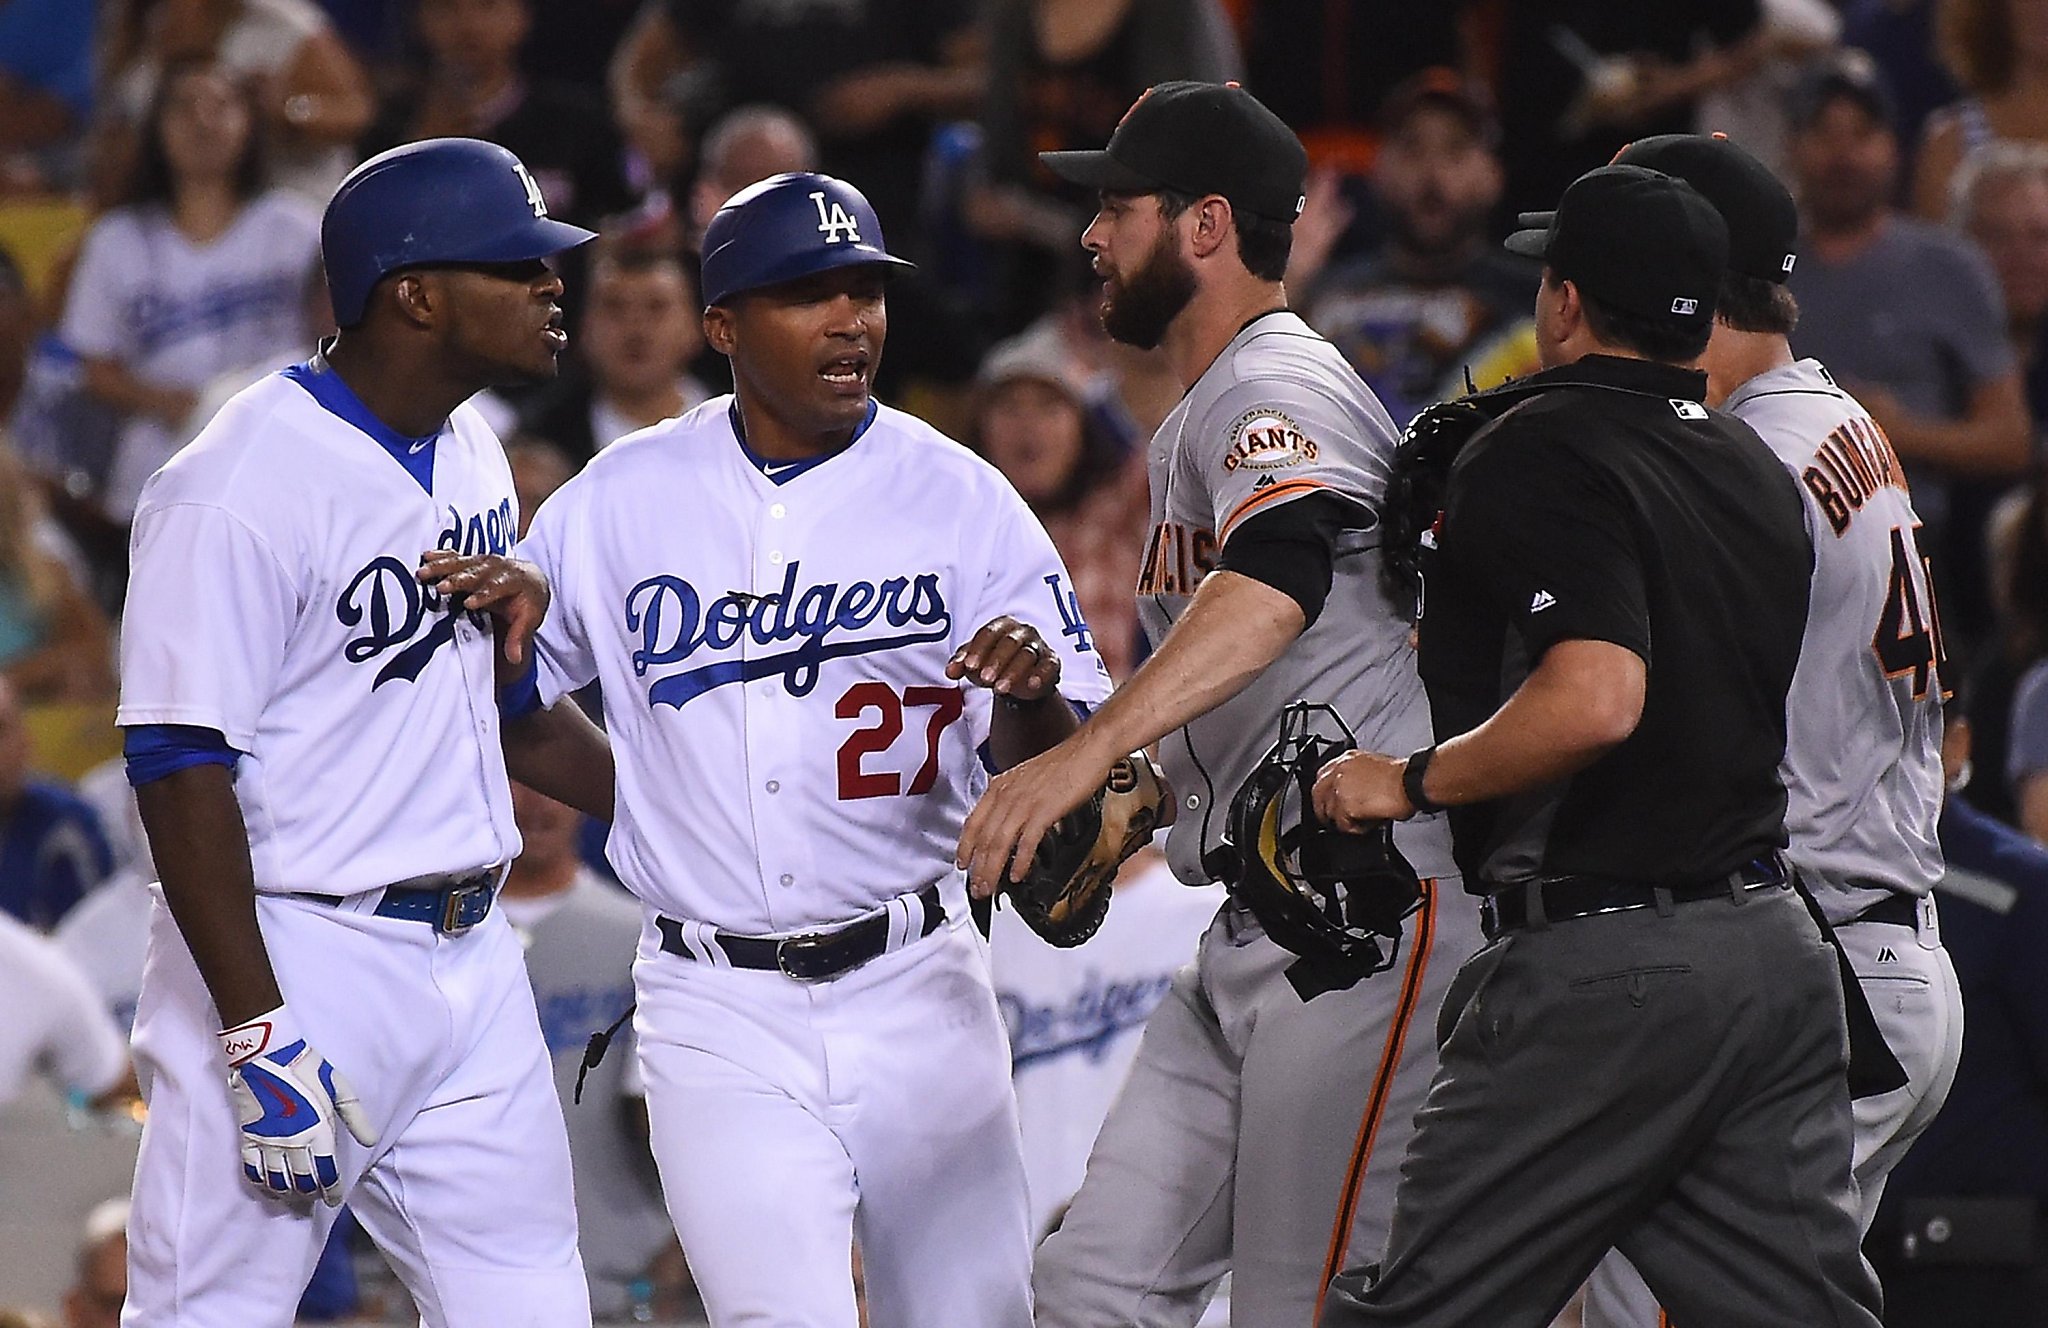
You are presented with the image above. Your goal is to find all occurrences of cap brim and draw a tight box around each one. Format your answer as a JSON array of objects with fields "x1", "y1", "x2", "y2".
[
  {"x1": 1037, "y1": 149, "x2": 1161, "y2": 195},
  {"x1": 1503, "y1": 223, "x2": 1551, "y2": 259},
  {"x1": 479, "y1": 216, "x2": 600, "y2": 262}
]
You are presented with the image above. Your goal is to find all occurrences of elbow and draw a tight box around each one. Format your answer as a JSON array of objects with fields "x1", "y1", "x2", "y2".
[{"x1": 1579, "y1": 689, "x2": 1643, "y2": 752}]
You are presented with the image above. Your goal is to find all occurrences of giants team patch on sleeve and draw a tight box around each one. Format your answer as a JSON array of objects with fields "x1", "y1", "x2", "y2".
[{"x1": 1222, "y1": 409, "x2": 1319, "y2": 472}]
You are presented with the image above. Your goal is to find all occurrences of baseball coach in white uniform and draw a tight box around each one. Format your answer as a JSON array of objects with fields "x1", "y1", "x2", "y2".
[{"x1": 514, "y1": 172, "x2": 1113, "y2": 1328}]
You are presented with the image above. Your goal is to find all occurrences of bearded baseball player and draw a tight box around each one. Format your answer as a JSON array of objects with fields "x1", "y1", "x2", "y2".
[
  {"x1": 513, "y1": 171, "x2": 1112, "y2": 1328},
  {"x1": 958, "y1": 82, "x2": 1481, "y2": 1326},
  {"x1": 1575, "y1": 133, "x2": 1964, "y2": 1327},
  {"x1": 116, "y1": 138, "x2": 614, "y2": 1326}
]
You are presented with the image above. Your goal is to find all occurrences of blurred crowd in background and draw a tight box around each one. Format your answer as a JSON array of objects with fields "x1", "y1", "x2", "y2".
[{"x1": 13, "y1": 0, "x2": 2048, "y2": 1322}]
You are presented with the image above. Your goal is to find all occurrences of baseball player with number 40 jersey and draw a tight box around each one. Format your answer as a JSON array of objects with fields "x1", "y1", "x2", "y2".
[
  {"x1": 516, "y1": 172, "x2": 1111, "y2": 1328},
  {"x1": 1582, "y1": 134, "x2": 1964, "y2": 1328}
]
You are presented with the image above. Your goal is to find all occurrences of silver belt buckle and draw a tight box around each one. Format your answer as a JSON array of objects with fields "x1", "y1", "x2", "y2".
[
  {"x1": 774, "y1": 931, "x2": 839, "y2": 981},
  {"x1": 439, "y1": 880, "x2": 492, "y2": 935}
]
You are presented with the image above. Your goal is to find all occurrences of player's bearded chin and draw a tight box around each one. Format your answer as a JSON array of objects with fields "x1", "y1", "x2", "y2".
[{"x1": 1101, "y1": 230, "x2": 1198, "y2": 349}]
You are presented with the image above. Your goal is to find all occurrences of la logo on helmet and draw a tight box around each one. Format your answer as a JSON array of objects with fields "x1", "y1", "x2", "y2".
[
  {"x1": 514, "y1": 162, "x2": 548, "y2": 218},
  {"x1": 811, "y1": 191, "x2": 861, "y2": 244}
]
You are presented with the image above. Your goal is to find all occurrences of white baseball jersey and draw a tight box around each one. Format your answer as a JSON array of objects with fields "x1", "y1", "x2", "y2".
[
  {"x1": 0, "y1": 909, "x2": 129, "y2": 1107},
  {"x1": 117, "y1": 362, "x2": 522, "y2": 896},
  {"x1": 523, "y1": 398, "x2": 1113, "y2": 932},
  {"x1": 990, "y1": 856, "x2": 1225, "y2": 1238},
  {"x1": 59, "y1": 191, "x2": 321, "y2": 519},
  {"x1": 1723, "y1": 359, "x2": 1946, "y2": 924}
]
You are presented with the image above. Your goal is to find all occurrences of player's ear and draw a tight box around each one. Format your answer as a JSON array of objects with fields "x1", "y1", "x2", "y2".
[
  {"x1": 387, "y1": 271, "x2": 438, "y2": 330},
  {"x1": 702, "y1": 304, "x2": 737, "y2": 358},
  {"x1": 1187, "y1": 194, "x2": 1234, "y2": 263}
]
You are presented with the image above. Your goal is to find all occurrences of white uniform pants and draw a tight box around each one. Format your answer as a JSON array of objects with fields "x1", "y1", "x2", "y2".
[
  {"x1": 123, "y1": 892, "x2": 588, "y2": 1328},
  {"x1": 633, "y1": 917, "x2": 1032, "y2": 1328},
  {"x1": 1583, "y1": 900, "x2": 1964, "y2": 1327}
]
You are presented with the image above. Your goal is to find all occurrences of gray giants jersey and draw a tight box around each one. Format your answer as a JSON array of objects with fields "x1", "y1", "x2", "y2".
[
  {"x1": 1724, "y1": 359, "x2": 1945, "y2": 924},
  {"x1": 1137, "y1": 311, "x2": 1455, "y2": 884}
]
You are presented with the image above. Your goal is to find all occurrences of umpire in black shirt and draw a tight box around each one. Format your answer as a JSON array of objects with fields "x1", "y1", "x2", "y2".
[{"x1": 1313, "y1": 164, "x2": 1884, "y2": 1327}]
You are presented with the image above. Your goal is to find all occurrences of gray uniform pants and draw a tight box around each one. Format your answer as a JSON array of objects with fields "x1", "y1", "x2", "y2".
[
  {"x1": 1319, "y1": 882, "x2": 1883, "y2": 1328},
  {"x1": 1034, "y1": 877, "x2": 1483, "y2": 1327}
]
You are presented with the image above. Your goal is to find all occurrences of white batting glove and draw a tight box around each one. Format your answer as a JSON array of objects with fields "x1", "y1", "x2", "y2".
[{"x1": 218, "y1": 1004, "x2": 378, "y2": 1206}]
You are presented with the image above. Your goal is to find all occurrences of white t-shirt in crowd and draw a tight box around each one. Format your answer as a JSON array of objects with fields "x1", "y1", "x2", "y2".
[
  {"x1": 0, "y1": 910, "x2": 129, "y2": 1105},
  {"x1": 55, "y1": 870, "x2": 154, "y2": 1032},
  {"x1": 59, "y1": 190, "x2": 320, "y2": 519},
  {"x1": 989, "y1": 854, "x2": 1226, "y2": 1240}
]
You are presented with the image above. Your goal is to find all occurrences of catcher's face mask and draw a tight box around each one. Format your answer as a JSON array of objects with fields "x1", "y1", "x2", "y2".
[{"x1": 1218, "y1": 703, "x2": 1424, "y2": 997}]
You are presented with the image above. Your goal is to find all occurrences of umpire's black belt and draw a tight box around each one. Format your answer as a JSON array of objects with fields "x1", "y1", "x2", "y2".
[
  {"x1": 1479, "y1": 858, "x2": 1788, "y2": 940},
  {"x1": 656, "y1": 885, "x2": 946, "y2": 981}
]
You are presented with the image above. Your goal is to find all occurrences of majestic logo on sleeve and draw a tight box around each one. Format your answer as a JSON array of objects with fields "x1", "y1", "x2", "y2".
[
  {"x1": 626, "y1": 561, "x2": 952, "y2": 710},
  {"x1": 1222, "y1": 408, "x2": 1319, "y2": 472},
  {"x1": 335, "y1": 500, "x2": 514, "y2": 688}
]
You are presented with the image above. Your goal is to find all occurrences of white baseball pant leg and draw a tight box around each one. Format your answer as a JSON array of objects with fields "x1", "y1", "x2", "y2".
[{"x1": 634, "y1": 918, "x2": 1033, "y2": 1328}]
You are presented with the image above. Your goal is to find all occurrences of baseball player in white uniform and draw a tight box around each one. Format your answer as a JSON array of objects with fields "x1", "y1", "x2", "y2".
[
  {"x1": 1582, "y1": 133, "x2": 1964, "y2": 1328},
  {"x1": 115, "y1": 138, "x2": 613, "y2": 1327},
  {"x1": 959, "y1": 83, "x2": 1479, "y2": 1327},
  {"x1": 514, "y1": 171, "x2": 1111, "y2": 1328}
]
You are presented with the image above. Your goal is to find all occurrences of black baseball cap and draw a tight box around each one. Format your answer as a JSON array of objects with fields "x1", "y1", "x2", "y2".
[
  {"x1": 1612, "y1": 134, "x2": 1799, "y2": 284},
  {"x1": 1787, "y1": 49, "x2": 1897, "y2": 131},
  {"x1": 1040, "y1": 81, "x2": 1309, "y2": 224},
  {"x1": 1505, "y1": 164, "x2": 1729, "y2": 330},
  {"x1": 1378, "y1": 67, "x2": 1500, "y2": 148}
]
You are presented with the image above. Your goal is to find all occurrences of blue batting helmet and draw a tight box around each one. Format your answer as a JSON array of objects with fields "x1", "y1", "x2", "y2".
[
  {"x1": 321, "y1": 138, "x2": 597, "y2": 327},
  {"x1": 698, "y1": 172, "x2": 914, "y2": 308}
]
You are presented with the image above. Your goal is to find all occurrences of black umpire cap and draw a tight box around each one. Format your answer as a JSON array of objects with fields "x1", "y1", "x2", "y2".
[
  {"x1": 1505, "y1": 164, "x2": 1729, "y2": 333},
  {"x1": 1039, "y1": 81, "x2": 1309, "y2": 225},
  {"x1": 1611, "y1": 134, "x2": 1800, "y2": 285}
]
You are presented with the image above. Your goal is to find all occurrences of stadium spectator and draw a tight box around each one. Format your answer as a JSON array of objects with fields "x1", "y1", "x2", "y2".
[
  {"x1": 1875, "y1": 712, "x2": 2048, "y2": 1320},
  {"x1": 1785, "y1": 49, "x2": 2032, "y2": 646},
  {"x1": 518, "y1": 248, "x2": 709, "y2": 463},
  {"x1": 507, "y1": 436, "x2": 576, "y2": 540},
  {"x1": 60, "y1": 1201, "x2": 126, "y2": 1328},
  {"x1": 686, "y1": 105, "x2": 819, "y2": 248},
  {"x1": 500, "y1": 782, "x2": 677, "y2": 1320},
  {"x1": 1690, "y1": 0, "x2": 1843, "y2": 177},
  {"x1": 362, "y1": 0, "x2": 634, "y2": 230},
  {"x1": 1240, "y1": 0, "x2": 1457, "y2": 169},
  {"x1": 0, "y1": 0, "x2": 96, "y2": 192},
  {"x1": 0, "y1": 248, "x2": 32, "y2": 433},
  {"x1": 1842, "y1": 0, "x2": 1960, "y2": 157},
  {"x1": 96, "y1": 0, "x2": 374, "y2": 204},
  {"x1": 968, "y1": 339, "x2": 1146, "y2": 680},
  {"x1": 0, "y1": 447, "x2": 113, "y2": 704},
  {"x1": 0, "y1": 677, "x2": 112, "y2": 929},
  {"x1": 59, "y1": 59, "x2": 323, "y2": 524},
  {"x1": 608, "y1": 0, "x2": 981, "y2": 247},
  {"x1": 1302, "y1": 70, "x2": 1541, "y2": 426},
  {"x1": 1913, "y1": 0, "x2": 2048, "y2": 222},
  {"x1": 970, "y1": 0, "x2": 1240, "y2": 329},
  {"x1": 0, "y1": 910, "x2": 128, "y2": 1106},
  {"x1": 989, "y1": 843, "x2": 1224, "y2": 1238},
  {"x1": 1955, "y1": 140, "x2": 2048, "y2": 439},
  {"x1": 1491, "y1": 0, "x2": 1766, "y2": 213}
]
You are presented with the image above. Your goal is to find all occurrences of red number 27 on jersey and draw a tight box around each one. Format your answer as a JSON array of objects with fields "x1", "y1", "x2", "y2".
[{"x1": 835, "y1": 682, "x2": 967, "y2": 800}]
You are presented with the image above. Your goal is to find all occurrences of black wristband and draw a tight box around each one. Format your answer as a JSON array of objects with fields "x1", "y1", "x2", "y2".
[{"x1": 1402, "y1": 746, "x2": 1447, "y2": 815}]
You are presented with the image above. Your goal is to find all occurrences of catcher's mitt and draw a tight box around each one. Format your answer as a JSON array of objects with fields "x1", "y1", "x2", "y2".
[
  {"x1": 1379, "y1": 398, "x2": 1492, "y2": 624},
  {"x1": 1009, "y1": 751, "x2": 1167, "y2": 947}
]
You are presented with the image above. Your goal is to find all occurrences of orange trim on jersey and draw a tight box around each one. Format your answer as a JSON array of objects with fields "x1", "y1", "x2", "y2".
[
  {"x1": 1658, "y1": 1309, "x2": 1674, "y2": 1328},
  {"x1": 1312, "y1": 878, "x2": 1439, "y2": 1323},
  {"x1": 1219, "y1": 478, "x2": 1331, "y2": 543}
]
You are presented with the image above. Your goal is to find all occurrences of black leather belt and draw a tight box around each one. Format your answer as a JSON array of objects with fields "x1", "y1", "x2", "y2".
[
  {"x1": 1848, "y1": 892, "x2": 1920, "y2": 927},
  {"x1": 1480, "y1": 858, "x2": 1788, "y2": 939},
  {"x1": 656, "y1": 885, "x2": 946, "y2": 981}
]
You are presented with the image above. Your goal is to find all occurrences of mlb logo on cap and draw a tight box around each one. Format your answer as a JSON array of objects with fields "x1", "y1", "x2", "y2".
[
  {"x1": 1781, "y1": 253, "x2": 1797, "y2": 274},
  {"x1": 1671, "y1": 297, "x2": 1699, "y2": 315}
]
